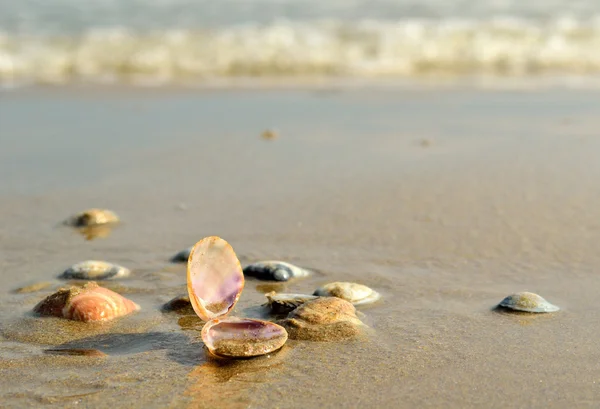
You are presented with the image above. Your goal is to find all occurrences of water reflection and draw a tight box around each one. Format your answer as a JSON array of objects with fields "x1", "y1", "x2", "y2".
[
  {"x1": 184, "y1": 347, "x2": 288, "y2": 408},
  {"x1": 76, "y1": 224, "x2": 116, "y2": 241}
]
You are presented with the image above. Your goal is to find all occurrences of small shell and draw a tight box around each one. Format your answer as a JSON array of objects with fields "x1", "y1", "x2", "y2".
[
  {"x1": 280, "y1": 297, "x2": 364, "y2": 341},
  {"x1": 201, "y1": 317, "x2": 288, "y2": 358},
  {"x1": 59, "y1": 260, "x2": 130, "y2": 281},
  {"x1": 187, "y1": 236, "x2": 244, "y2": 322},
  {"x1": 498, "y1": 292, "x2": 560, "y2": 313},
  {"x1": 33, "y1": 281, "x2": 140, "y2": 322},
  {"x1": 65, "y1": 209, "x2": 119, "y2": 227},
  {"x1": 162, "y1": 295, "x2": 194, "y2": 314},
  {"x1": 243, "y1": 261, "x2": 310, "y2": 282},
  {"x1": 171, "y1": 247, "x2": 193, "y2": 263},
  {"x1": 264, "y1": 292, "x2": 319, "y2": 314},
  {"x1": 313, "y1": 282, "x2": 380, "y2": 305}
]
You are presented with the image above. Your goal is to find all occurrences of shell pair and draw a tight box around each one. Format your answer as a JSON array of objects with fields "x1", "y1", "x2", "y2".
[{"x1": 187, "y1": 237, "x2": 288, "y2": 359}]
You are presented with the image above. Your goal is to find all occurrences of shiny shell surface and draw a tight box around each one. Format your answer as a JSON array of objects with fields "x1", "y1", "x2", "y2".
[
  {"x1": 33, "y1": 281, "x2": 139, "y2": 322},
  {"x1": 280, "y1": 297, "x2": 363, "y2": 341},
  {"x1": 66, "y1": 209, "x2": 120, "y2": 227},
  {"x1": 187, "y1": 236, "x2": 244, "y2": 322},
  {"x1": 264, "y1": 292, "x2": 319, "y2": 314},
  {"x1": 313, "y1": 282, "x2": 380, "y2": 305},
  {"x1": 60, "y1": 260, "x2": 131, "y2": 281},
  {"x1": 498, "y1": 292, "x2": 560, "y2": 313},
  {"x1": 171, "y1": 247, "x2": 193, "y2": 263},
  {"x1": 201, "y1": 317, "x2": 288, "y2": 358},
  {"x1": 243, "y1": 261, "x2": 310, "y2": 282}
]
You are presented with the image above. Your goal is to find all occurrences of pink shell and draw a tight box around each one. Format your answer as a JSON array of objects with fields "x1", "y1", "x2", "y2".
[
  {"x1": 64, "y1": 286, "x2": 140, "y2": 322},
  {"x1": 33, "y1": 282, "x2": 139, "y2": 322},
  {"x1": 186, "y1": 236, "x2": 244, "y2": 322}
]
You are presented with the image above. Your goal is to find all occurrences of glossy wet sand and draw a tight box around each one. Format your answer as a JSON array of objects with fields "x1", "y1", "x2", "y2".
[{"x1": 1, "y1": 87, "x2": 600, "y2": 408}]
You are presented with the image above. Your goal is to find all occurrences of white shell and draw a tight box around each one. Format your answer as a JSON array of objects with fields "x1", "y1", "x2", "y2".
[
  {"x1": 243, "y1": 261, "x2": 311, "y2": 281},
  {"x1": 313, "y1": 282, "x2": 380, "y2": 305},
  {"x1": 498, "y1": 292, "x2": 560, "y2": 313},
  {"x1": 60, "y1": 260, "x2": 130, "y2": 280},
  {"x1": 264, "y1": 292, "x2": 318, "y2": 313}
]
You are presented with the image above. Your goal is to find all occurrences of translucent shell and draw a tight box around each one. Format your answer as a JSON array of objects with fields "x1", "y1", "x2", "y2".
[
  {"x1": 201, "y1": 317, "x2": 288, "y2": 358},
  {"x1": 186, "y1": 236, "x2": 245, "y2": 322}
]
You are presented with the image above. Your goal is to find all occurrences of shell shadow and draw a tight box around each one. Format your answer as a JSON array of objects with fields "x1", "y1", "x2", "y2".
[{"x1": 45, "y1": 332, "x2": 204, "y2": 365}]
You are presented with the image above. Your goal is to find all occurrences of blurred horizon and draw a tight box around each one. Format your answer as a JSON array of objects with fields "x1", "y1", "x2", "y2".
[{"x1": 1, "y1": 0, "x2": 600, "y2": 87}]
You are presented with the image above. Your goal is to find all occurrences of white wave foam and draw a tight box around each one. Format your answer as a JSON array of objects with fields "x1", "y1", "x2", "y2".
[{"x1": 2, "y1": 18, "x2": 600, "y2": 85}]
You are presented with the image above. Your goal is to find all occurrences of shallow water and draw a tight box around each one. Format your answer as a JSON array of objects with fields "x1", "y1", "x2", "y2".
[{"x1": 1, "y1": 88, "x2": 600, "y2": 408}]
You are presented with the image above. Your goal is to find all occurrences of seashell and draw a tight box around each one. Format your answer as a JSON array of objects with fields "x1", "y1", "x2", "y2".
[
  {"x1": 187, "y1": 236, "x2": 289, "y2": 358},
  {"x1": 497, "y1": 292, "x2": 560, "y2": 313},
  {"x1": 201, "y1": 317, "x2": 288, "y2": 358},
  {"x1": 162, "y1": 294, "x2": 194, "y2": 314},
  {"x1": 280, "y1": 297, "x2": 364, "y2": 341},
  {"x1": 65, "y1": 208, "x2": 119, "y2": 227},
  {"x1": 263, "y1": 292, "x2": 319, "y2": 314},
  {"x1": 33, "y1": 281, "x2": 139, "y2": 322},
  {"x1": 187, "y1": 236, "x2": 245, "y2": 322},
  {"x1": 171, "y1": 247, "x2": 193, "y2": 263},
  {"x1": 59, "y1": 260, "x2": 130, "y2": 281},
  {"x1": 243, "y1": 261, "x2": 310, "y2": 282},
  {"x1": 313, "y1": 282, "x2": 380, "y2": 305}
]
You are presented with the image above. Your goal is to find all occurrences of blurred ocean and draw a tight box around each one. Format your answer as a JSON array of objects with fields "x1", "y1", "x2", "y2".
[{"x1": 1, "y1": 0, "x2": 600, "y2": 86}]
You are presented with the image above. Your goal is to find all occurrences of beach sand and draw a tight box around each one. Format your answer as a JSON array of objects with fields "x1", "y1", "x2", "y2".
[{"x1": 1, "y1": 86, "x2": 600, "y2": 408}]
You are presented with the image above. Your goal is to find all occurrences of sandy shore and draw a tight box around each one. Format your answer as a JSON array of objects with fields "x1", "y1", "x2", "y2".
[{"x1": 1, "y1": 87, "x2": 600, "y2": 408}]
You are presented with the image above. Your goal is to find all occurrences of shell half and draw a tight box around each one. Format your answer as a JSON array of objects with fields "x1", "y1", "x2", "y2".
[
  {"x1": 186, "y1": 236, "x2": 244, "y2": 322},
  {"x1": 498, "y1": 292, "x2": 560, "y2": 313},
  {"x1": 313, "y1": 282, "x2": 380, "y2": 305},
  {"x1": 171, "y1": 247, "x2": 193, "y2": 263},
  {"x1": 201, "y1": 317, "x2": 288, "y2": 358},
  {"x1": 65, "y1": 209, "x2": 119, "y2": 227}
]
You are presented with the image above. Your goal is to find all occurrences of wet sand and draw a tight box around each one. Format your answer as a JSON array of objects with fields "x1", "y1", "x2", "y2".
[{"x1": 1, "y1": 87, "x2": 600, "y2": 408}]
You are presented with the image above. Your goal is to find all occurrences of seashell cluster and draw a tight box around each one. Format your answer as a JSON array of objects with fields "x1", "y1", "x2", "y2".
[
  {"x1": 59, "y1": 260, "x2": 131, "y2": 281},
  {"x1": 243, "y1": 261, "x2": 311, "y2": 282},
  {"x1": 313, "y1": 282, "x2": 381, "y2": 306},
  {"x1": 279, "y1": 297, "x2": 364, "y2": 341},
  {"x1": 65, "y1": 209, "x2": 120, "y2": 227},
  {"x1": 497, "y1": 292, "x2": 559, "y2": 313},
  {"x1": 187, "y1": 236, "x2": 288, "y2": 358},
  {"x1": 34, "y1": 281, "x2": 139, "y2": 322}
]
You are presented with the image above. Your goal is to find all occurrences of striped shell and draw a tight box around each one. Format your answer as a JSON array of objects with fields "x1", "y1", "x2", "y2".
[
  {"x1": 60, "y1": 260, "x2": 130, "y2": 280},
  {"x1": 498, "y1": 292, "x2": 560, "y2": 313},
  {"x1": 33, "y1": 281, "x2": 139, "y2": 322}
]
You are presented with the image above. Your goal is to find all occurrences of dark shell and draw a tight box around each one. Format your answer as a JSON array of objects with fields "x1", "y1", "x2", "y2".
[{"x1": 243, "y1": 261, "x2": 310, "y2": 282}]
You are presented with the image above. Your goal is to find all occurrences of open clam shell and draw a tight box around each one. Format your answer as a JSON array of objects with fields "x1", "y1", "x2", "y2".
[
  {"x1": 497, "y1": 292, "x2": 559, "y2": 313},
  {"x1": 186, "y1": 236, "x2": 245, "y2": 322},
  {"x1": 201, "y1": 317, "x2": 288, "y2": 358}
]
